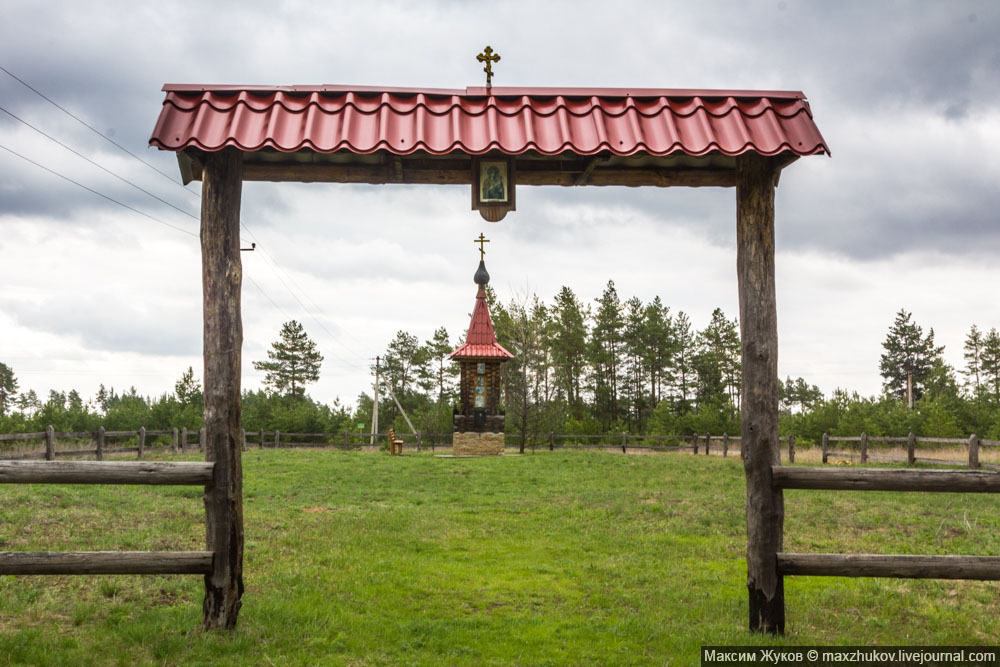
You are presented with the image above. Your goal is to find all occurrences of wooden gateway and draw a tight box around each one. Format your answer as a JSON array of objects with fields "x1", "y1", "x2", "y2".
[
  {"x1": 149, "y1": 67, "x2": 834, "y2": 632},
  {"x1": 448, "y1": 239, "x2": 514, "y2": 455}
]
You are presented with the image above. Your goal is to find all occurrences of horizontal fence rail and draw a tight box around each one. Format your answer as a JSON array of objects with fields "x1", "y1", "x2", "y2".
[
  {"x1": 777, "y1": 553, "x2": 1000, "y2": 580},
  {"x1": 0, "y1": 461, "x2": 215, "y2": 485},
  {"x1": 0, "y1": 551, "x2": 214, "y2": 576},
  {"x1": 771, "y1": 467, "x2": 1000, "y2": 493}
]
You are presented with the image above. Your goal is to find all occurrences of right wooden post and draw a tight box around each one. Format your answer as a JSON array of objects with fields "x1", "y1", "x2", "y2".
[{"x1": 736, "y1": 154, "x2": 784, "y2": 634}]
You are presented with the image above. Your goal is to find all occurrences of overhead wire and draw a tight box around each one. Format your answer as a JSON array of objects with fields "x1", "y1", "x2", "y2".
[
  {"x1": 0, "y1": 64, "x2": 197, "y2": 194},
  {"x1": 2, "y1": 66, "x2": 374, "y2": 369}
]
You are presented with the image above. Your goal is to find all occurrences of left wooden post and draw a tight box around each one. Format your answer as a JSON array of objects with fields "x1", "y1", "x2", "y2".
[
  {"x1": 736, "y1": 154, "x2": 784, "y2": 635},
  {"x1": 200, "y1": 147, "x2": 245, "y2": 630}
]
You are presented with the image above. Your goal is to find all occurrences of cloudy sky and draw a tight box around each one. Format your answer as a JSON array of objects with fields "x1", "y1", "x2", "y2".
[{"x1": 1, "y1": 0, "x2": 998, "y2": 411}]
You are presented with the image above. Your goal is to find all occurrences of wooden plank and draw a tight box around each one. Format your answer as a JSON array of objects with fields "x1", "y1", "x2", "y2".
[
  {"x1": 778, "y1": 553, "x2": 1000, "y2": 580},
  {"x1": 736, "y1": 153, "x2": 783, "y2": 634},
  {"x1": 0, "y1": 551, "x2": 213, "y2": 575},
  {"x1": 240, "y1": 162, "x2": 737, "y2": 188},
  {"x1": 0, "y1": 432, "x2": 47, "y2": 441},
  {"x1": 103, "y1": 430, "x2": 139, "y2": 437},
  {"x1": 200, "y1": 146, "x2": 245, "y2": 631},
  {"x1": 771, "y1": 466, "x2": 1000, "y2": 493},
  {"x1": 0, "y1": 461, "x2": 215, "y2": 485}
]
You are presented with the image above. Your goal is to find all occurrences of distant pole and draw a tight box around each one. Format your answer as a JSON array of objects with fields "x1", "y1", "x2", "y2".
[
  {"x1": 906, "y1": 371, "x2": 913, "y2": 410},
  {"x1": 370, "y1": 356, "x2": 380, "y2": 446}
]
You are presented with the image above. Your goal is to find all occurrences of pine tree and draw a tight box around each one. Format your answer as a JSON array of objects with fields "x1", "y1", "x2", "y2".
[
  {"x1": 670, "y1": 311, "x2": 696, "y2": 412},
  {"x1": 174, "y1": 366, "x2": 203, "y2": 407},
  {"x1": 641, "y1": 296, "x2": 676, "y2": 409},
  {"x1": 980, "y1": 328, "x2": 1000, "y2": 403},
  {"x1": 422, "y1": 327, "x2": 459, "y2": 402},
  {"x1": 590, "y1": 281, "x2": 625, "y2": 428},
  {"x1": 962, "y1": 324, "x2": 984, "y2": 395},
  {"x1": 0, "y1": 362, "x2": 18, "y2": 416},
  {"x1": 252, "y1": 320, "x2": 324, "y2": 398},
  {"x1": 878, "y1": 309, "x2": 944, "y2": 406},
  {"x1": 549, "y1": 286, "x2": 588, "y2": 413}
]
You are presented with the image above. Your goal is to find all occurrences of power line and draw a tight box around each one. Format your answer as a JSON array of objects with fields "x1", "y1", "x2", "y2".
[
  {"x1": 0, "y1": 64, "x2": 197, "y2": 195},
  {"x1": 0, "y1": 105, "x2": 200, "y2": 222},
  {"x1": 0, "y1": 142, "x2": 198, "y2": 238}
]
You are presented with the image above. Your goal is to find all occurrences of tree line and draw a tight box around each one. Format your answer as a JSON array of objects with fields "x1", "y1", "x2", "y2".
[{"x1": 3, "y1": 292, "x2": 1000, "y2": 444}]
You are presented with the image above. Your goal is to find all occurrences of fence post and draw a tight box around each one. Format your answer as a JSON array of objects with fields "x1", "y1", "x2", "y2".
[
  {"x1": 258, "y1": 429, "x2": 264, "y2": 449},
  {"x1": 860, "y1": 432, "x2": 868, "y2": 464},
  {"x1": 549, "y1": 432, "x2": 555, "y2": 451},
  {"x1": 241, "y1": 429, "x2": 246, "y2": 452},
  {"x1": 96, "y1": 426, "x2": 105, "y2": 461},
  {"x1": 907, "y1": 431, "x2": 916, "y2": 466},
  {"x1": 622, "y1": 432, "x2": 627, "y2": 454},
  {"x1": 705, "y1": 432, "x2": 711, "y2": 455},
  {"x1": 172, "y1": 427, "x2": 179, "y2": 453},
  {"x1": 138, "y1": 426, "x2": 146, "y2": 459},
  {"x1": 274, "y1": 430, "x2": 280, "y2": 448},
  {"x1": 417, "y1": 432, "x2": 422, "y2": 452},
  {"x1": 43, "y1": 425, "x2": 55, "y2": 461},
  {"x1": 343, "y1": 431, "x2": 349, "y2": 451},
  {"x1": 788, "y1": 434, "x2": 795, "y2": 464},
  {"x1": 181, "y1": 427, "x2": 188, "y2": 452},
  {"x1": 723, "y1": 432, "x2": 729, "y2": 458},
  {"x1": 821, "y1": 433, "x2": 828, "y2": 464},
  {"x1": 969, "y1": 434, "x2": 980, "y2": 470},
  {"x1": 692, "y1": 434, "x2": 698, "y2": 455},
  {"x1": 199, "y1": 428, "x2": 206, "y2": 451}
]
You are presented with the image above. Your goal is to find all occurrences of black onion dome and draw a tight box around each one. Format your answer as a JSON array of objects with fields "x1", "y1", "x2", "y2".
[{"x1": 474, "y1": 260, "x2": 490, "y2": 286}]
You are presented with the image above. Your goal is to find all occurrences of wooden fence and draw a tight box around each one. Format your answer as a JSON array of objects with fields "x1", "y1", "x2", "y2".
[
  {"x1": 0, "y1": 460, "x2": 215, "y2": 576},
  {"x1": 768, "y1": 462, "x2": 1000, "y2": 619},
  {"x1": 820, "y1": 432, "x2": 999, "y2": 470}
]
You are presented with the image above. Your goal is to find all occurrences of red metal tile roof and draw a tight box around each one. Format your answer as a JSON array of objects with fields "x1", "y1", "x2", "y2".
[
  {"x1": 150, "y1": 85, "x2": 828, "y2": 158},
  {"x1": 450, "y1": 288, "x2": 514, "y2": 361}
]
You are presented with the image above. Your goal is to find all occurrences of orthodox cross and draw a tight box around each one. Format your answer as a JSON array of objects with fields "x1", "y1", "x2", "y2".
[
  {"x1": 474, "y1": 233, "x2": 490, "y2": 260},
  {"x1": 477, "y1": 46, "x2": 500, "y2": 90}
]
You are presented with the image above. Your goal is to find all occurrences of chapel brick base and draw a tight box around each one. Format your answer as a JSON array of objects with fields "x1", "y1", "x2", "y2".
[{"x1": 453, "y1": 432, "x2": 505, "y2": 456}]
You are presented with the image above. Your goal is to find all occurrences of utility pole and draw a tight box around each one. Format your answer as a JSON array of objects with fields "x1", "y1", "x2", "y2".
[{"x1": 370, "y1": 356, "x2": 380, "y2": 446}]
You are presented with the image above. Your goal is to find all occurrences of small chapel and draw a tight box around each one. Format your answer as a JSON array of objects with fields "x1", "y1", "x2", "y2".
[{"x1": 448, "y1": 236, "x2": 514, "y2": 455}]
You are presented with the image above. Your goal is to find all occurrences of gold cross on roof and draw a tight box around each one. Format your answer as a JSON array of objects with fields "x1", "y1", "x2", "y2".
[
  {"x1": 474, "y1": 233, "x2": 490, "y2": 260},
  {"x1": 477, "y1": 46, "x2": 500, "y2": 90}
]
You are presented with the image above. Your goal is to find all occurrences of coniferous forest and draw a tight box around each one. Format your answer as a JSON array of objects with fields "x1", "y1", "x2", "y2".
[{"x1": 3, "y1": 283, "x2": 1000, "y2": 446}]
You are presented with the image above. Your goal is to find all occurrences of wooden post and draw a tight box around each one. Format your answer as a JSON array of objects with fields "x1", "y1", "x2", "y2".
[
  {"x1": 45, "y1": 425, "x2": 55, "y2": 461},
  {"x1": 549, "y1": 432, "x2": 555, "y2": 451},
  {"x1": 907, "y1": 431, "x2": 916, "y2": 466},
  {"x1": 692, "y1": 434, "x2": 698, "y2": 455},
  {"x1": 723, "y1": 432, "x2": 729, "y2": 458},
  {"x1": 788, "y1": 434, "x2": 795, "y2": 464},
  {"x1": 736, "y1": 154, "x2": 783, "y2": 634},
  {"x1": 200, "y1": 147, "x2": 244, "y2": 630},
  {"x1": 969, "y1": 434, "x2": 980, "y2": 470},
  {"x1": 622, "y1": 432, "x2": 627, "y2": 454},
  {"x1": 705, "y1": 432, "x2": 711, "y2": 455},
  {"x1": 860, "y1": 432, "x2": 868, "y2": 464},
  {"x1": 96, "y1": 427, "x2": 105, "y2": 461},
  {"x1": 241, "y1": 428, "x2": 247, "y2": 452},
  {"x1": 274, "y1": 429, "x2": 280, "y2": 449},
  {"x1": 181, "y1": 427, "x2": 188, "y2": 452},
  {"x1": 821, "y1": 433, "x2": 828, "y2": 464},
  {"x1": 258, "y1": 429, "x2": 264, "y2": 450},
  {"x1": 417, "y1": 432, "x2": 422, "y2": 452},
  {"x1": 172, "y1": 427, "x2": 179, "y2": 453},
  {"x1": 343, "y1": 431, "x2": 349, "y2": 451},
  {"x1": 138, "y1": 427, "x2": 146, "y2": 460}
]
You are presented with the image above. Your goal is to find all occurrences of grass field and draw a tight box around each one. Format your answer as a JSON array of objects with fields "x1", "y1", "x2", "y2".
[{"x1": 1, "y1": 450, "x2": 999, "y2": 665}]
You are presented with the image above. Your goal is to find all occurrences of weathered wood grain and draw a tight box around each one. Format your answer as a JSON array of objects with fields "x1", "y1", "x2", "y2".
[
  {"x1": 0, "y1": 461, "x2": 214, "y2": 485},
  {"x1": 200, "y1": 147, "x2": 245, "y2": 630},
  {"x1": 778, "y1": 553, "x2": 1000, "y2": 580},
  {"x1": 0, "y1": 551, "x2": 213, "y2": 575},
  {"x1": 737, "y1": 153, "x2": 783, "y2": 634},
  {"x1": 772, "y1": 466, "x2": 1000, "y2": 492}
]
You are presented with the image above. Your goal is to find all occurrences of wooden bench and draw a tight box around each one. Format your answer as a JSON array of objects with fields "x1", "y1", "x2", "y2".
[{"x1": 387, "y1": 428, "x2": 404, "y2": 456}]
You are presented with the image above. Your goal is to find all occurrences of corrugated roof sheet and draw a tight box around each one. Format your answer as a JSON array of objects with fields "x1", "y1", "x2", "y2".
[
  {"x1": 450, "y1": 288, "x2": 514, "y2": 361},
  {"x1": 150, "y1": 85, "x2": 828, "y2": 158}
]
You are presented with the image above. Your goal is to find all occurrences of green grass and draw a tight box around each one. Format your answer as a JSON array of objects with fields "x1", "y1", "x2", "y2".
[{"x1": 1, "y1": 450, "x2": 999, "y2": 665}]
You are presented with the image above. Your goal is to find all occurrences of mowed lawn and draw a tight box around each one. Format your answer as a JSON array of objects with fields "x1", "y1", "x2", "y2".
[{"x1": 1, "y1": 449, "x2": 999, "y2": 665}]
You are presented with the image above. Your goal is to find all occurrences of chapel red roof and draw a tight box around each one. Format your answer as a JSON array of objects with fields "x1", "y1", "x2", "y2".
[
  {"x1": 450, "y1": 287, "x2": 514, "y2": 361},
  {"x1": 149, "y1": 85, "x2": 829, "y2": 158}
]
